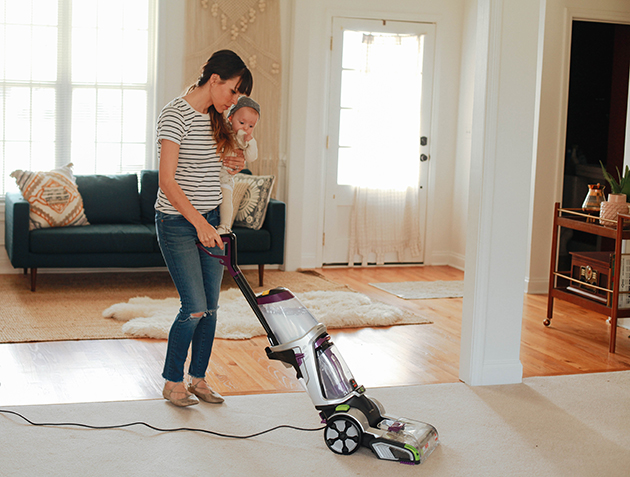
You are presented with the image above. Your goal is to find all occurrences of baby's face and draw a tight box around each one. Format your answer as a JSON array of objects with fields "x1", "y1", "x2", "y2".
[{"x1": 230, "y1": 107, "x2": 259, "y2": 141}]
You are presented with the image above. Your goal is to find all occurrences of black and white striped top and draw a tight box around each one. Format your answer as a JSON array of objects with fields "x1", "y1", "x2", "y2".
[{"x1": 155, "y1": 97, "x2": 222, "y2": 215}]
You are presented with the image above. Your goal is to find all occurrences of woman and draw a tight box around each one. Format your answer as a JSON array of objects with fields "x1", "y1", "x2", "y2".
[{"x1": 155, "y1": 50, "x2": 253, "y2": 407}]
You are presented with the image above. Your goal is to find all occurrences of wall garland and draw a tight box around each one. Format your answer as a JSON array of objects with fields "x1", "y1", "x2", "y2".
[{"x1": 185, "y1": 0, "x2": 281, "y2": 186}]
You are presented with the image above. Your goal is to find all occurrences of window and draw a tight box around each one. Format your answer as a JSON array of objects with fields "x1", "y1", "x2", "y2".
[
  {"x1": 0, "y1": 0, "x2": 156, "y2": 196},
  {"x1": 337, "y1": 30, "x2": 424, "y2": 190}
]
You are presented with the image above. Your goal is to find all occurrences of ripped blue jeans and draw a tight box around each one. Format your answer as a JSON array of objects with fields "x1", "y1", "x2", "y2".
[{"x1": 156, "y1": 209, "x2": 225, "y2": 383}]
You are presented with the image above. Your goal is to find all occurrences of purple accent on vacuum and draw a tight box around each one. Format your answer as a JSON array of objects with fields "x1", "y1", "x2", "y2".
[
  {"x1": 388, "y1": 422, "x2": 405, "y2": 433},
  {"x1": 256, "y1": 289, "x2": 295, "y2": 305},
  {"x1": 196, "y1": 236, "x2": 238, "y2": 278},
  {"x1": 316, "y1": 335, "x2": 329, "y2": 348},
  {"x1": 295, "y1": 353, "x2": 305, "y2": 366}
]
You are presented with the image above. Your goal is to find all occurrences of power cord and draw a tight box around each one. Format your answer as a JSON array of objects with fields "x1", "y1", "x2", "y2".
[{"x1": 0, "y1": 409, "x2": 325, "y2": 439}]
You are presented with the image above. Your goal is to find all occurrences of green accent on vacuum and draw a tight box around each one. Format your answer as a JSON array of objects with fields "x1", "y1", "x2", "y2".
[{"x1": 405, "y1": 444, "x2": 420, "y2": 461}]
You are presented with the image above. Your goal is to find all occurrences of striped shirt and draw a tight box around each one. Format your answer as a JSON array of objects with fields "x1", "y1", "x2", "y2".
[{"x1": 155, "y1": 97, "x2": 222, "y2": 215}]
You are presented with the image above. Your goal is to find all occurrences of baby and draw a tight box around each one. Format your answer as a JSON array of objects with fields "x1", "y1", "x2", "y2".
[{"x1": 217, "y1": 96, "x2": 260, "y2": 234}]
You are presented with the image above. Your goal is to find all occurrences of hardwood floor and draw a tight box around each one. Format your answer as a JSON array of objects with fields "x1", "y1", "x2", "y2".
[{"x1": 1, "y1": 265, "x2": 629, "y2": 407}]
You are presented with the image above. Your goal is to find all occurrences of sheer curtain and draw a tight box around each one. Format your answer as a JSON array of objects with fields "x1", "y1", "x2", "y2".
[
  {"x1": 343, "y1": 32, "x2": 424, "y2": 265},
  {"x1": 349, "y1": 186, "x2": 423, "y2": 265}
]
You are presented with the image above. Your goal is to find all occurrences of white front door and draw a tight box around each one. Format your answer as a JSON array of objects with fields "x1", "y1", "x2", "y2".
[{"x1": 323, "y1": 17, "x2": 435, "y2": 265}]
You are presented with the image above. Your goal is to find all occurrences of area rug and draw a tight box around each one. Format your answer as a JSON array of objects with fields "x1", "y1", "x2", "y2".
[
  {"x1": 2, "y1": 371, "x2": 629, "y2": 476},
  {"x1": 370, "y1": 280, "x2": 464, "y2": 300},
  {"x1": 103, "y1": 289, "x2": 431, "y2": 340},
  {"x1": 0, "y1": 269, "x2": 355, "y2": 344}
]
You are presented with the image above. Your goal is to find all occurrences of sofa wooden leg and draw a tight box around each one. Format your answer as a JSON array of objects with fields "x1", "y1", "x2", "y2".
[
  {"x1": 258, "y1": 264, "x2": 264, "y2": 287},
  {"x1": 31, "y1": 268, "x2": 37, "y2": 292}
]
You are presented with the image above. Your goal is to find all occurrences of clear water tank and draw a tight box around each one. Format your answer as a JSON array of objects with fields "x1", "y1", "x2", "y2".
[{"x1": 256, "y1": 288, "x2": 319, "y2": 344}]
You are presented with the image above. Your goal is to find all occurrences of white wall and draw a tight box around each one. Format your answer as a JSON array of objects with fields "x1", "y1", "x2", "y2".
[
  {"x1": 284, "y1": 0, "x2": 466, "y2": 270},
  {"x1": 526, "y1": 0, "x2": 630, "y2": 294},
  {"x1": 155, "y1": 0, "x2": 186, "y2": 160},
  {"x1": 451, "y1": 0, "x2": 478, "y2": 270}
]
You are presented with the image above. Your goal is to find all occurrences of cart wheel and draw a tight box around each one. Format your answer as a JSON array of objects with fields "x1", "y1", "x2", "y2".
[
  {"x1": 324, "y1": 416, "x2": 362, "y2": 455},
  {"x1": 543, "y1": 319, "x2": 550, "y2": 327}
]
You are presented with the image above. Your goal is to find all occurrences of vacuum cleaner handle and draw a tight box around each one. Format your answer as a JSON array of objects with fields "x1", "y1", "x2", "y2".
[
  {"x1": 196, "y1": 233, "x2": 239, "y2": 278},
  {"x1": 196, "y1": 233, "x2": 280, "y2": 346}
]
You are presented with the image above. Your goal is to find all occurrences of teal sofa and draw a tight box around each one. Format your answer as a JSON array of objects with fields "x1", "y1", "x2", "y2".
[{"x1": 4, "y1": 170, "x2": 285, "y2": 291}]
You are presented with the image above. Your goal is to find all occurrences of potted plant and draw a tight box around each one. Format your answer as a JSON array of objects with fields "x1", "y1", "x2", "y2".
[{"x1": 599, "y1": 161, "x2": 630, "y2": 226}]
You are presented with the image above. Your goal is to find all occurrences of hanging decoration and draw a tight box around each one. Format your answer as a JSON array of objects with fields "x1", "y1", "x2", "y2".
[{"x1": 185, "y1": 0, "x2": 281, "y2": 186}]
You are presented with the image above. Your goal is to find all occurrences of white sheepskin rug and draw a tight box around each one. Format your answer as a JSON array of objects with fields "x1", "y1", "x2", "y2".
[{"x1": 102, "y1": 289, "x2": 429, "y2": 340}]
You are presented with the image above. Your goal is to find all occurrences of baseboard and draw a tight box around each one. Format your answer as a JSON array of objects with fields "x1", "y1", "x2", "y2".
[
  {"x1": 447, "y1": 252, "x2": 466, "y2": 271},
  {"x1": 461, "y1": 359, "x2": 524, "y2": 386},
  {"x1": 428, "y1": 251, "x2": 450, "y2": 266},
  {"x1": 525, "y1": 276, "x2": 548, "y2": 295},
  {"x1": 428, "y1": 250, "x2": 466, "y2": 271}
]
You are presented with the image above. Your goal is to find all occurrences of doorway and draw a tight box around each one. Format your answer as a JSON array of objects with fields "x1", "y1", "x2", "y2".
[
  {"x1": 322, "y1": 17, "x2": 435, "y2": 265},
  {"x1": 561, "y1": 20, "x2": 630, "y2": 267}
]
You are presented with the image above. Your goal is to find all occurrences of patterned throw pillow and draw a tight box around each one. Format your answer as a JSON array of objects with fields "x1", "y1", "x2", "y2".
[
  {"x1": 232, "y1": 173, "x2": 275, "y2": 230},
  {"x1": 10, "y1": 163, "x2": 90, "y2": 230},
  {"x1": 229, "y1": 180, "x2": 250, "y2": 227}
]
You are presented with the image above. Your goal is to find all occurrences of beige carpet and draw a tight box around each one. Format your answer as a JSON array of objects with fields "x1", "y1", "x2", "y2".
[
  {"x1": 370, "y1": 280, "x2": 464, "y2": 299},
  {"x1": 1, "y1": 371, "x2": 629, "y2": 476},
  {"x1": 0, "y1": 270, "x2": 351, "y2": 344}
]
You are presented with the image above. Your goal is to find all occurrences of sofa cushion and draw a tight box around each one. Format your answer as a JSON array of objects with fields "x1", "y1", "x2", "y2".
[
  {"x1": 232, "y1": 227, "x2": 271, "y2": 252},
  {"x1": 76, "y1": 174, "x2": 141, "y2": 224},
  {"x1": 30, "y1": 224, "x2": 156, "y2": 254},
  {"x1": 140, "y1": 170, "x2": 159, "y2": 224},
  {"x1": 10, "y1": 164, "x2": 90, "y2": 230}
]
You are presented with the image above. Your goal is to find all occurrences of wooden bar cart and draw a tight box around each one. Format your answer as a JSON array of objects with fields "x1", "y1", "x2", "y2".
[{"x1": 547, "y1": 202, "x2": 630, "y2": 353}]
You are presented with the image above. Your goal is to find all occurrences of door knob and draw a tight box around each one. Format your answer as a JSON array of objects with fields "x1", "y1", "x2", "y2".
[{"x1": 420, "y1": 154, "x2": 429, "y2": 162}]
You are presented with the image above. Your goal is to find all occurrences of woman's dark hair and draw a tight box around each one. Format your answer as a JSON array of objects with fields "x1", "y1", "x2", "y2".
[{"x1": 188, "y1": 50, "x2": 253, "y2": 156}]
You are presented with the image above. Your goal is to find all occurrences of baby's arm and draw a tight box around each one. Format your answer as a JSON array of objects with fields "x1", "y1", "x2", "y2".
[
  {"x1": 243, "y1": 137, "x2": 258, "y2": 163},
  {"x1": 235, "y1": 129, "x2": 258, "y2": 164}
]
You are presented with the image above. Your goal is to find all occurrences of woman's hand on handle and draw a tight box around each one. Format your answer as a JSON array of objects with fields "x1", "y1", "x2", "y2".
[{"x1": 196, "y1": 222, "x2": 224, "y2": 250}]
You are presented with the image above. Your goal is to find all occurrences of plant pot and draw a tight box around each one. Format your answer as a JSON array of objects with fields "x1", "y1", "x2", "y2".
[{"x1": 599, "y1": 193, "x2": 629, "y2": 226}]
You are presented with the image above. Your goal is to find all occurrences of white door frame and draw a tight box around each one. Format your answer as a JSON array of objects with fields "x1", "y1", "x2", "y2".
[
  {"x1": 322, "y1": 16, "x2": 436, "y2": 265},
  {"x1": 526, "y1": 6, "x2": 630, "y2": 294},
  {"x1": 284, "y1": 5, "x2": 461, "y2": 273}
]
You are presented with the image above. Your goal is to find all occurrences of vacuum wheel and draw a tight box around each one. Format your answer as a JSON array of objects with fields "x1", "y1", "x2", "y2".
[{"x1": 324, "y1": 416, "x2": 362, "y2": 455}]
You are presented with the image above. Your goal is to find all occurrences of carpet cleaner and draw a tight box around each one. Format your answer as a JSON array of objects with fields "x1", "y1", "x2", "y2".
[{"x1": 198, "y1": 233, "x2": 439, "y2": 464}]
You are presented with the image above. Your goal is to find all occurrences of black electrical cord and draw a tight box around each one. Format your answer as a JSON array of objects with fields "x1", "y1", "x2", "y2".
[{"x1": 0, "y1": 409, "x2": 325, "y2": 439}]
